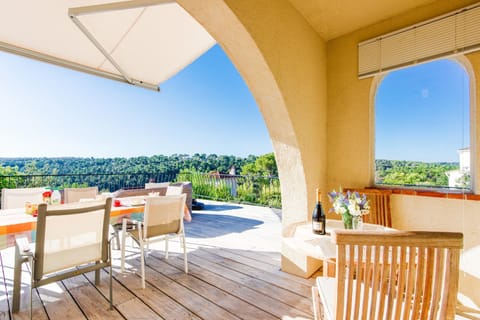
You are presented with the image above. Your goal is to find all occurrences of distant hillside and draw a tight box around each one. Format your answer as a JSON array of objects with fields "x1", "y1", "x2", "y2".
[
  {"x1": 375, "y1": 159, "x2": 460, "y2": 187},
  {"x1": 0, "y1": 154, "x2": 255, "y2": 176},
  {"x1": 0, "y1": 153, "x2": 279, "y2": 178}
]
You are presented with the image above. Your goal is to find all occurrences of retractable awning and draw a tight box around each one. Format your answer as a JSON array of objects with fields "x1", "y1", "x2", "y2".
[{"x1": 0, "y1": 0, "x2": 216, "y2": 91}]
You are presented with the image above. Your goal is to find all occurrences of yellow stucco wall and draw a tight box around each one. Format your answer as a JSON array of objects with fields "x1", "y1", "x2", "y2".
[{"x1": 327, "y1": 0, "x2": 480, "y2": 309}]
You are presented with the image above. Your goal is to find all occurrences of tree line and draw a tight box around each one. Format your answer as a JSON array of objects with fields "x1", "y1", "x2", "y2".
[
  {"x1": 375, "y1": 159, "x2": 463, "y2": 188},
  {"x1": 0, "y1": 153, "x2": 277, "y2": 177}
]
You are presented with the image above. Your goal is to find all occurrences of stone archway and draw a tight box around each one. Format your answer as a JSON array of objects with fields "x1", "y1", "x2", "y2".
[{"x1": 177, "y1": 0, "x2": 328, "y2": 277}]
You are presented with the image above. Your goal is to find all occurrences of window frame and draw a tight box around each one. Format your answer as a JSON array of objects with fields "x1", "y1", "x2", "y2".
[{"x1": 371, "y1": 56, "x2": 476, "y2": 194}]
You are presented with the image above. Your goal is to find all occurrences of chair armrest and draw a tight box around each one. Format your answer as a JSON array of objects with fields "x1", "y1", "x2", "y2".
[
  {"x1": 15, "y1": 236, "x2": 33, "y2": 257},
  {"x1": 122, "y1": 217, "x2": 141, "y2": 232}
]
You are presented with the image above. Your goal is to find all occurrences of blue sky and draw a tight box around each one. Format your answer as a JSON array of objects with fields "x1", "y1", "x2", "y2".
[
  {"x1": 0, "y1": 44, "x2": 272, "y2": 158},
  {"x1": 0, "y1": 46, "x2": 469, "y2": 163},
  {"x1": 375, "y1": 59, "x2": 470, "y2": 162}
]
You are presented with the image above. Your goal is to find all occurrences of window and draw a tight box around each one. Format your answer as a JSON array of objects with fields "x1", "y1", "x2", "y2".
[{"x1": 375, "y1": 59, "x2": 471, "y2": 190}]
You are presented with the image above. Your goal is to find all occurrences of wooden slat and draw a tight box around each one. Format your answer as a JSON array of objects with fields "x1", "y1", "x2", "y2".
[
  {"x1": 37, "y1": 282, "x2": 86, "y2": 320},
  {"x1": 386, "y1": 245, "x2": 398, "y2": 320},
  {"x1": 353, "y1": 245, "x2": 362, "y2": 318},
  {"x1": 394, "y1": 246, "x2": 407, "y2": 320},
  {"x1": 134, "y1": 258, "x2": 241, "y2": 320},
  {"x1": 83, "y1": 268, "x2": 168, "y2": 319},
  {"x1": 420, "y1": 247, "x2": 435, "y2": 318},
  {"x1": 61, "y1": 274, "x2": 123, "y2": 319},
  {"x1": 185, "y1": 250, "x2": 313, "y2": 316},
  {"x1": 412, "y1": 247, "x2": 426, "y2": 318},
  {"x1": 361, "y1": 245, "x2": 372, "y2": 320},
  {"x1": 209, "y1": 247, "x2": 314, "y2": 287},
  {"x1": 114, "y1": 268, "x2": 200, "y2": 319},
  {"x1": 345, "y1": 245, "x2": 354, "y2": 319},
  {"x1": 147, "y1": 254, "x2": 279, "y2": 320},
  {"x1": 368, "y1": 245, "x2": 381, "y2": 319},
  {"x1": 377, "y1": 245, "x2": 390, "y2": 316},
  {"x1": 193, "y1": 248, "x2": 312, "y2": 298},
  {"x1": 430, "y1": 249, "x2": 445, "y2": 320},
  {"x1": 445, "y1": 249, "x2": 461, "y2": 319}
]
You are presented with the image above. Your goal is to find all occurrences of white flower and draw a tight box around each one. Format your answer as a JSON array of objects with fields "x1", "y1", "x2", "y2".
[{"x1": 328, "y1": 188, "x2": 370, "y2": 217}]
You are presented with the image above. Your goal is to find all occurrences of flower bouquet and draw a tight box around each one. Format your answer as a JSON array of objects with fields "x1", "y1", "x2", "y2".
[{"x1": 328, "y1": 188, "x2": 370, "y2": 229}]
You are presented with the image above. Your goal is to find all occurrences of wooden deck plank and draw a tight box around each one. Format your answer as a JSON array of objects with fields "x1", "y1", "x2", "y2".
[
  {"x1": 110, "y1": 269, "x2": 200, "y2": 320},
  {"x1": 144, "y1": 252, "x2": 279, "y2": 320},
  {"x1": 193, "y1": 248, "x2": 313, "y2": 298},
  {"x1": 37, "y1": 282, "x2": 86, "y2": 320},
  {"x1": 162, "y1": 252, "x2": 312, "y2": 319},
  {"x1": 186, "y1": 250, "x2": 313, "y2": 316},
  {"x1": 225, "y1": 247, "x2": 282, "y2": 267},
  {"x1": 83, "y1": 268, "x2": 163, "y2": 319},
  {"x1": 116, "y1": 273, "x2": 200, "y2": 319},
  {"x1": 140, "y1": 265, "x2": 241, "y2": 320},
  {"x1": 61, "y1": 275, "x2": 123, "y2": 319},
  {"x1": 216, "y1": 248, "x2": 315, "y2": 287}
]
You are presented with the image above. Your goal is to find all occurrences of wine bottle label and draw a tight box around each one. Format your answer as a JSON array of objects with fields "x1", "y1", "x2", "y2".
[{"x1": 312, "y1": 221, "x2": 323, "y2": 231}]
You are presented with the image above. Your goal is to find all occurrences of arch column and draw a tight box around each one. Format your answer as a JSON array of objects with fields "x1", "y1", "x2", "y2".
[{"x1": 178, "y1": 0, "x2": 328, "y2": 276}]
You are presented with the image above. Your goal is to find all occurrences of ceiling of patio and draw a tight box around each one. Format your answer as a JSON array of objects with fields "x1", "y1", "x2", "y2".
[{"x1": 288, "y1": 0, "x2": 438, "y2": 40}]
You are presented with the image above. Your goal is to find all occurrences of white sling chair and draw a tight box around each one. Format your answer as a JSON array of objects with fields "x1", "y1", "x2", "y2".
[
  {"x1": 13, "y1": 198, "x2": 113, "y2": 318},
  {"x1": 1, "y1": 187, "x2": 47, "y2": 209},
  {"x1": 63, "y1": 186, "x2": 99, "y2": 203},
  {"x1": 121, "y1": 194, "x2": 188, "y2": 289}
]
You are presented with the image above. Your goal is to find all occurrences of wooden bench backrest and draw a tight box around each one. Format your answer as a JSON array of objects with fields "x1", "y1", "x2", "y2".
[
  {"x1": 352, "y1": 189, "x2": 392, "y2": 227},
  {"x1": 333, "y1": 230, "x2": 463, "y2": 320}
]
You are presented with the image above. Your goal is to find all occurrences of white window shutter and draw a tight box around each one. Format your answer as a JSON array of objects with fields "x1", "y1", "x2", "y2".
[{"x1": 359, "y1": 4, "x2": 480, "y2": 78}]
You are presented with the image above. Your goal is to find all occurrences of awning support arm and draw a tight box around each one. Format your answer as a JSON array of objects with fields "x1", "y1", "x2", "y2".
[
  {"x1": 68, "y1": 1, "x2": 171, "y2": 91},
  {"x1": 0, "y1": 40, "x2": 158, "y2": 91}
]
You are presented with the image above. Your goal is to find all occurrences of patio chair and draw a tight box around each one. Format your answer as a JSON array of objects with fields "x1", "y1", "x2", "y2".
[
  {"x1": 166, "y1": 184, "x2": 192, "y2": 222},
  {"x1": 145, "y1": 182, "x2": 170, "y2": 189},
  {"x1": 12, "y1": 198, "x2": 113, "y2": 318},
  {"x1": 121, "y1": 194, "x2": 188, "y2": 289},
  {"x1": 63, "y1": 186, "x2": 99, "y2": 203},
  {"x1": 312, "y1": 230, "x2": 463, "y2": 320},
  {"x1": 1, "y1": 187, "x2": 47, "y2": 209},
  {"x1": 165, "y1": 184, "x2": 183, "y2": 195},
  {"x1": 350, "y1": 188, "x2": 392, "y2": 227}
]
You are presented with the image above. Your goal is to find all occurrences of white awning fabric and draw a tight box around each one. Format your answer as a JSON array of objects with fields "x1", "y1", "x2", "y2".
[{"x1": 0, "y1": 0, "x2": 216, "y2": 91}]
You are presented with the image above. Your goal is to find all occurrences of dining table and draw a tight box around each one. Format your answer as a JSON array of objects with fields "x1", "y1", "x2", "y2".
[
  {"x1": 0, "y1": 197, "x2": 146, "y2": 250},
  {"x1": 285, "y1": 219, "x2": 394, "y2": 277}
]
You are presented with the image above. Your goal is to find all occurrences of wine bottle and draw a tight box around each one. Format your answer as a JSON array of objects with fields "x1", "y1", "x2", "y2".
[{"x1": 312, "y1": 188, "x2": 326, "y2": 235}]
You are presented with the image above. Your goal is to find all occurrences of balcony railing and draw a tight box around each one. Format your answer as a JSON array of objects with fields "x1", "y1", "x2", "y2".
[
  {"x1": 178, "y1": 172, "x2": 281, "y2": 208},
  {"x1": 0, "y1": 172, "x2": 282, "y2": 208}
]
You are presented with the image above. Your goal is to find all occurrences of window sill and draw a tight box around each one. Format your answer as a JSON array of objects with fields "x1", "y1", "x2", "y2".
[{"x1": 372, "y1": 185, "x2": 478, "y2": 200}]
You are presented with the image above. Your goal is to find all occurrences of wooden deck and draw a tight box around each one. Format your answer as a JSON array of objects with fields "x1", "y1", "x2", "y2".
[{"x1": 0, "y1": 200, "x2": 315, "y2": 320}]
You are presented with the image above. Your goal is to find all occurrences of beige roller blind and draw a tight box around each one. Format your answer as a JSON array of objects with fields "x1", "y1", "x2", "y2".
[{"x1": 359, "y1": 3, "x2": 480, "y2": 78}]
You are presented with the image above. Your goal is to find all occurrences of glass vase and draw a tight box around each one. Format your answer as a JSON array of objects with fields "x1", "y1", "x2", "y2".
[
  {"x1": 352, "y1": 216, "x2": 361, "y2": 230},
  {"x1": 342, "y1": 214, "x2": 361, "y2": 229},
  {"x1": 342, "y1": 214, "x2": 353, "y2": 229}
]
